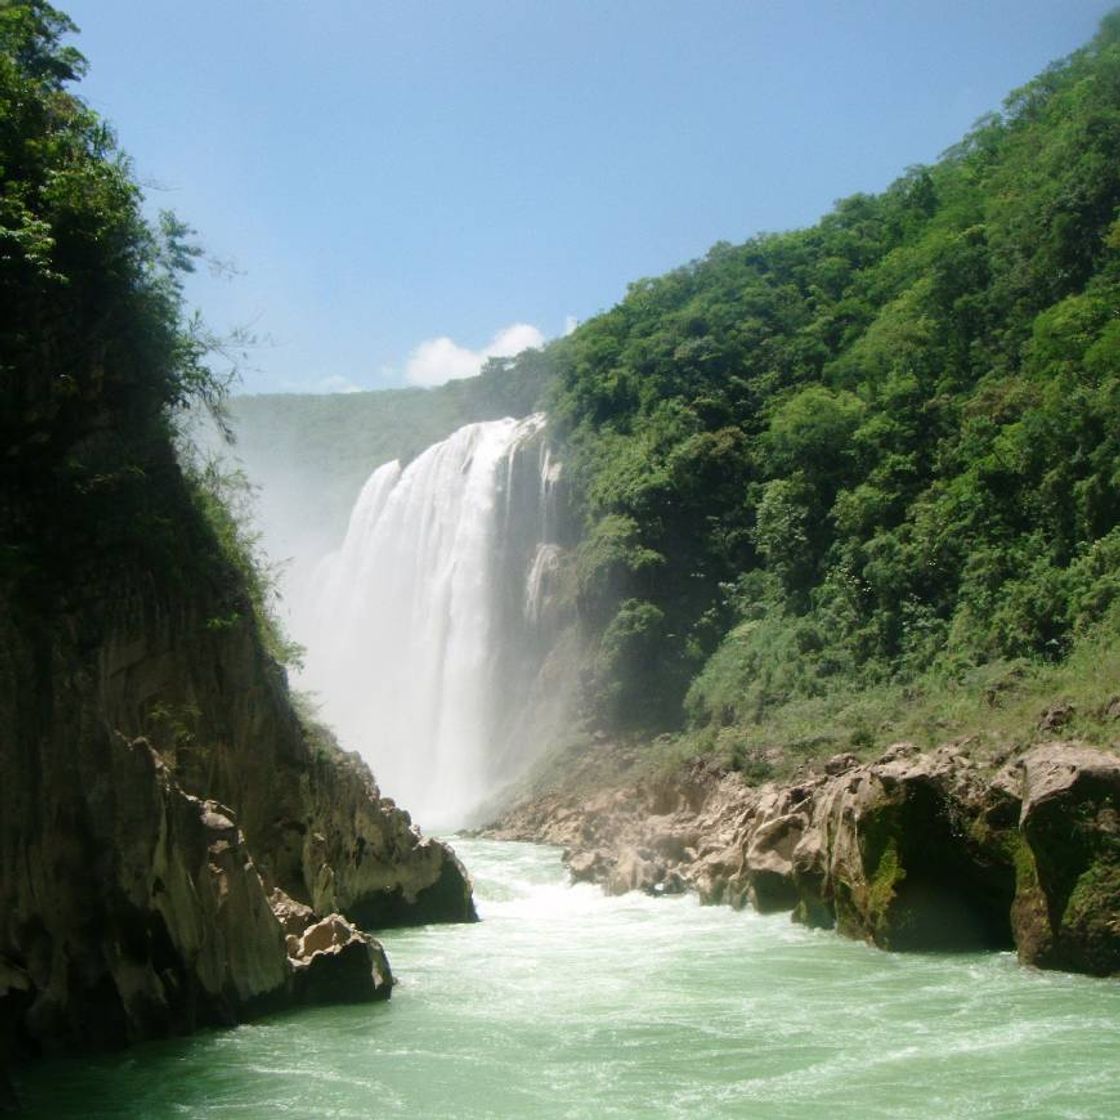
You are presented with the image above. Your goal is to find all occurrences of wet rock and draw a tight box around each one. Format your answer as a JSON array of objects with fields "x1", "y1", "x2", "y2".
[
  {"x1": 290, "y1": 915, "x2": 392, "y2": 1005},
  {"x1": 805, "y1": 745, "x2": 1015, "y2": 951},
  {"x1": 791, "y1": 828, "x2": 833, "y2": 930},
  {"x1": 745, "y1": 799, "x2": 808, "y2": 914},
  {"x1": 693, "y1": 841, "x2": 750, "y2": 908},
  {"x1": 606, "y1": 848, "x2": 662, "y2": 896},
  {"x1": 648, "y1": 871, "x2": 688, "y2": 897},
  {"x1": 567, "y1": 849, "x2": 609, "y2": 883}
]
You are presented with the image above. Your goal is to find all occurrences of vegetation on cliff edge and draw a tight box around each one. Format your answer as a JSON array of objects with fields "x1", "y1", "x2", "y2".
[
  {"x1": 511, "y1": 12, "x2": 1120, "y2": 755},
  {"x1": 0, "y1": 0, "x2": 280, "y2": 648}
]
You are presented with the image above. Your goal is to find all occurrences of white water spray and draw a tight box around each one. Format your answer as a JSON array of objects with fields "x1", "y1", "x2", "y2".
[{"x1": 301, "y1": 414, "x2": 558, "y2": 829}]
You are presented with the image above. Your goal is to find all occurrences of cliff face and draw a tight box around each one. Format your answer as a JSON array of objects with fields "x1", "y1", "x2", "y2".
[
  {"x1": 0, "y1": 451, "x2": 475, "y2": 1090},
  {"x1": 0, "y1": 10, "x2": 476, "y2": 1099},
  {"x1": 487, "y1": 739, "x2": 1120, "y2": 977},
  {"x1": 93, "y1": 571, "x2": 476, "y2": 926}
]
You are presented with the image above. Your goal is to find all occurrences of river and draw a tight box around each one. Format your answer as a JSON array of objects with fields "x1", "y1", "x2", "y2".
[{"x1": 15, "y1": 838, "x2": 1120, "y2": 1118}]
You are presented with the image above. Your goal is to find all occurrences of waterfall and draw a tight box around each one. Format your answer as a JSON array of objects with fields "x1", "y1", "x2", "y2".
[{"x1": 300, "y1": 413, "x2": 561, "y2": 829}]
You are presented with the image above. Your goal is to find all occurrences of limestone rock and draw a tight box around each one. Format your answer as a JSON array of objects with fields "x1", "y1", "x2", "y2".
[
  {"x1": 606, "y1": 848, "x2": 660, "y2": 896},
  {"x1": 297, "y1": 914, "x2": 352, "y2": 957},
  {"x1": 486, "y1": 736, "x2": 1119, "y2": 977},
  {"x1": 90, "y1": 589, "x2": 477, "y2": 932},
  {"x1": 296, "y1": 747, "x2": 477, "y2": 929},
  {"x1": 0, "y1": 557, "x2": 475, "y2": 1076},
  {"x1": 290, "y1": 915, "x2": 392, "y2": 1005},
  {"x1": 1012, "y1": 745, "x2": 1120, "y2": 975},
  {"x1": 807, "y1": 748, "x2": 1014, "y2": 951},
  {"x1": 270, "y1": 888, "x2": 316, "y2": 939},
  {"x1": 567, "y1": 849, "x2": 609, "y2": 883},
  {"x1": 744, "y1": 795, "x2": 809, "y2": 914},
  {"x1": 2, "y1": 729, "x2": 291, "y2": 1062}
]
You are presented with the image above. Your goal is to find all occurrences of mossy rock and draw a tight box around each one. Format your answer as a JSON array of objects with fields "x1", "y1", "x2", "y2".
[
  {"x1": 845, "y1": 777, "x2": 1016, "y2": 952},
  {"x1": 1061, "y1": 858, "x2": 1120, "y2": 974},
  {"x1": 1015, "y1": 749, "x2": 1120, "y2": 975}
]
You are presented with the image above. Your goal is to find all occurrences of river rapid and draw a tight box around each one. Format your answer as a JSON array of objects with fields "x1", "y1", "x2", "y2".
[{"x1": 16, "y1": 838, "x2": 1120, "y2": 1119}]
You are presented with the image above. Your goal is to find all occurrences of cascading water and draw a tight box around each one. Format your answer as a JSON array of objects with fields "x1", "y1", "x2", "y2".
[{"x1": 299, "y1": 413, "x2": 564, "y2": 829}]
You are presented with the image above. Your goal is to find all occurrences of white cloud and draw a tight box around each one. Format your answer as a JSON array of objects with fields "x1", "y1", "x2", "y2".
[
  {"x1": 405, "y1": 322, "x2": 545, "y2": 387},
  {"x1": 564, "y1": 315, "x2": 579, "y2": 336}
]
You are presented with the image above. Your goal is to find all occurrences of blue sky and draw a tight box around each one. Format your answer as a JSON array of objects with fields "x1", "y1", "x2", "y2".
[{"x1": 62, "y1": 0, "x2": 1117, "y2": 395}]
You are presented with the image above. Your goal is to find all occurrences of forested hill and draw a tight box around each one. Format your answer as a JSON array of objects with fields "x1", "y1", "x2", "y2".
[{"x1": 534, "y1": 12, "x2": 1120, "y2": 744}]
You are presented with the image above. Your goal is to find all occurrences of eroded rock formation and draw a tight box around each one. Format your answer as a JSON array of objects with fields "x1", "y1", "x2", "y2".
[
  {"x1": 487, "y1": 740, "x2": 1120, "y2": 976},
  {"x1": 0, "y1": 461, "x2": 476, "y2": 1096}
]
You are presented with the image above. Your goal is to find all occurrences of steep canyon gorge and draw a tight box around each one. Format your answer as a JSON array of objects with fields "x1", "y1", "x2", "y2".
[{"x1": 5, "y1": 5, "x2": 1120, "y2": 1113}]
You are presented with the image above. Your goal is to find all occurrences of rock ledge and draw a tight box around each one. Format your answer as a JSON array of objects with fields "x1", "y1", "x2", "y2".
[{"x1": 487, "y1": 741, "x2": 1120, "y2": 976}]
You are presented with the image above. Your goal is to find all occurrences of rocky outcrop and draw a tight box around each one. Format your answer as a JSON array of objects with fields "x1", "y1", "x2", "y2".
[
  {"x1": 296, "y1": 751, "x2": 475, "y2": 929},
  {"x1": 0, "y1": 719, "x2": 393, "y2": 1072},
  {"x1": 270, "y1": 895, "x2": 391, "y2": 1004},
  {"x1": 93, "y1": 585, "x2": 477, "y2": 930},
  {"x1": 999, "y1": 746, "x2": 1120, "y2": 974},
  {"x1": 1, "y1": 731, "x2": 286, "y2": 1061},
  {"x1": 487, "y1": 740, "x2": 1120, "y2": 976},
  {"x1": 0, "y1": 464, "x2": 475, "y2": 1092},
  {"x1": 788, "y1": 743, "x2": 1015, "y2": 951},
  {"x1": 289, "y1": 915, "x2": 392, "y2": 1005}
]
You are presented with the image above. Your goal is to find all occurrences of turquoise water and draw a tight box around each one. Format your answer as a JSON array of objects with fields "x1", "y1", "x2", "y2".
[{"x1": 15, "y1": 838, "x2": 1120, "y2": 1118}]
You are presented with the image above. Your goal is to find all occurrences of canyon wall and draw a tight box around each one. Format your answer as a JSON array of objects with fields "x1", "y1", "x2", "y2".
[{"x1": 0, "y1": 444, "x2": 475, "y2": 1099}]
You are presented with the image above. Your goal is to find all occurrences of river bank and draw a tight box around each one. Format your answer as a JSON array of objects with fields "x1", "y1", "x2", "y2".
[{"x1": 484, "y1": 738, "x2": 1120, "y2": 977}]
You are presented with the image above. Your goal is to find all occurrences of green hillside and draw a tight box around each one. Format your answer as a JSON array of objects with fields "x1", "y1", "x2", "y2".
[{"x1": 531, "y1": 13, "x2": 1120, "y2": 757}]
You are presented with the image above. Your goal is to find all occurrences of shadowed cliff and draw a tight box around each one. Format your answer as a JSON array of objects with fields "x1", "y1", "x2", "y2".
[{"x1": 0, "y1": 3, "x2": 474, "y2": 1100}]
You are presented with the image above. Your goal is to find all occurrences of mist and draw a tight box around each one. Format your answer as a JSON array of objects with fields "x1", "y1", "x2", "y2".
[{"x1": 199, "y1": 399, "x2": 571, "y2": 831}]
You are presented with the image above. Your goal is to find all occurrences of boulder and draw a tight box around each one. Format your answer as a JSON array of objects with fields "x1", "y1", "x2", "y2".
[
  {"x1": 1011, "y1": 745, "x2": 1120, "y2": 975},
  {"x1": 566, "y1": 849, "x2": 609, "y2": 883},
  {"x1": 270, "y1": 888, "x2": 316, "y2": 939},
  {"x1": 806, "y1": 745, "x2": 1015, "y2": 951},
  {"x1": 605, "y1": 848, "x2": 661, "y2": 896},
  {"x1": 290, "y1": 915, "x2": 392, "y2": 1005},
  {"x1": 298, "y1": 914, "x2": 354, "y2": 958}
]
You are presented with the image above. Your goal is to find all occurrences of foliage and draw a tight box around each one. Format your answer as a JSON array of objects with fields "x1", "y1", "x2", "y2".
[
  {"x1": 0, "y1": 0, "x2": 267, "y2": 643},
  {"x1": 0, "y1": 2, "x2": 228, "y2": 458},
  {"x1": 181, "y1": 451, "x2": 305, "y2": 668},
  {"x1": 505, "y1": 13, "x2": 1120, "y2": 735}
]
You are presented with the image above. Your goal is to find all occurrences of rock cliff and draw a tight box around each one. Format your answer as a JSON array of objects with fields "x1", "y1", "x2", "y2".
[
  {"x1": 486, "y1": 739, "x2": 1119, "y2": 976},
  {"x1": 0, "y1": 448, "x2": 475, "y2": 1102},
  {"x1": 0, "y1": 11, "x2": 476, "y2": 1100}
]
